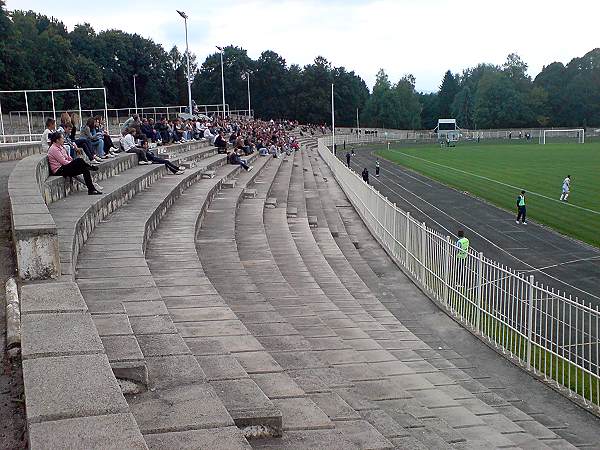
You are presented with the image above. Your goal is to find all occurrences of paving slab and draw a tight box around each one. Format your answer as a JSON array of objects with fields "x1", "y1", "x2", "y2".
[
  {"x1": 23, "y1": 354, "x2": 128, "y2": 423},
  {"x1": 144, "y1": 426, "x2": 250, "y2": 450},
  {"x1": 272, "y1": 397, "x2": 334, "y2": 431},
  {"x1": 333, "y1": 419, "x2": 394, "y2": 449},
  {"x1": 129, "y1": 384, "x2": 233, "y2": 434},
  {"x1": 28, "y1": 413, "x2": 147, "y2": 450}
]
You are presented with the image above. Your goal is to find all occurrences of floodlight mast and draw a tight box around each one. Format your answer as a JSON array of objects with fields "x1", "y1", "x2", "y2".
[
  {"x1": 217, "y1": 46, "x2": 226, "y2": 118},
  {"x1": 177, "y1": 10, "x2": 193, "y2": 117}
]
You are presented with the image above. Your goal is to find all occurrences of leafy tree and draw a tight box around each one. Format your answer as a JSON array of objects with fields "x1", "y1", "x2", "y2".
[
  {"x1": 418, "y1": 93, "x2": 439, "y2": 130},
  {"x1": 451, "y1": 86, "x2": 474, "y2": 129},
  {"x1": 474, "y1": 72, "x2": 532, "y2": 128},
  {"x1": 438, "y1": 70, "x2": 459, "y2": 117}
]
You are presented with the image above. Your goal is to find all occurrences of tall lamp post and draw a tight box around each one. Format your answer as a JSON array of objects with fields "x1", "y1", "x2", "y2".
[
  {"x1": 176, "y1": 10, "x2": 193, "y2": 117},
  {"x1": 242, "y1": 71, "x2": 251, "y2": 118},
  {"x1": 331, "y1": 83, "x2": 335, "y2": 154},
  {"x1": 133, "y1": 74, "x2": 138, "y2": 114},
  {"x1": 216, "y1": 46, "x2": 226, "y2": 118}
]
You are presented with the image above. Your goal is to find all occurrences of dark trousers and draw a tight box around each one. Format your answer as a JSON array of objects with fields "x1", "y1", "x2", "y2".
[
  {"x1": 376, "y1": 166, "x2": 380, "y2": 176},
  {"x1": 55, "y1": 158, "x2": 95, "y2": 193},
  {"x1": 75, "y1": 138, "x2": 94, "y2": 160},
  {"x1": 126, "y1": 147, "x2": 148, "y2": 162},
  {"x1": 103, "y1": 134, "x2": 116, "y2": 150},
  {"x1": 346, "y1": 156, "x2": 351, "y2": 167},
  {"x1": 147, "y1": 153, "x2": 179, "y2": 173},
  {"x1": 517, "y1": 206, "x2": 526, "y2": 222}
]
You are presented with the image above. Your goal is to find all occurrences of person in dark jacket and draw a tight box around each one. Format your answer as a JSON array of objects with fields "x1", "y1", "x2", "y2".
[
  {"x1": 362, "y1": 167, "x2": 369, "y2": 184},
  {"x1": 155, "y1": 118, "x2": 170, "y2": 144},
  {"x1": 141, "y1": 118, "x2": 157, "y2": 143},
  {"x1": 214, "y1": 131, "x2": 228, "y2": 153},
  {"x1": 346, "y1": 151, "x2": 351, "y2": 167}
]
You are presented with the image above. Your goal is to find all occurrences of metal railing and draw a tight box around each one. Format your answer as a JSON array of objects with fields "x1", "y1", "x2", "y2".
[{"x1": 318, "y1": 134, "x2": 600, "y2": 412}]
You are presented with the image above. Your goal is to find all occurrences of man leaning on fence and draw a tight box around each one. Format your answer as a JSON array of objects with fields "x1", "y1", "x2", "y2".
[{"x1": 455, "y1": 230, "x2": 469, "y2": 288}]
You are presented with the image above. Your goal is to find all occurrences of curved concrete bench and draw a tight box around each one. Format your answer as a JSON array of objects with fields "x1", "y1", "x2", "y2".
[
  {"x1": 8, "y1": 140, "x2": 213, "y2": 280},
  {"x1": 0, "y1": 141, "x2": 44, "y2": 161}
]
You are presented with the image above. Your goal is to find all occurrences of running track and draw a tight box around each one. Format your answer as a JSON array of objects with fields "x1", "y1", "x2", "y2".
[{"x1": 341, "y1": 144, "x2": 600, "y2": 309}]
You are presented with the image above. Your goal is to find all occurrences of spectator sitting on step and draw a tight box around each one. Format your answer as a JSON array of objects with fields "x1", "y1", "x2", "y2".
[
  {"x1": 203, "y1": 125, "x2": 215, "y2": 144},
  {"x1": 145, "y1": 147, "x2": 185, "y2": 175},
  {"x1": 141, "y1": 118, "x2": 158, "y2": 143},
  {"x1": 121, "y1": 128, "x2": 151, "y2": 165},
  {"x1": 41, "y1": 118, "x2": 56, "y2": 151},
  {"x1": 229, "y1": 149, "x2": 252, "y2": 171},
  {"x1": 47, "y1": 132, "x2": 102, "y2": 195},
  {"x1": 82, "y1": 117, "x2": 112, "y2": 160},
  {"x1": 155, "y1": 118, "x2": 170, "y2": 144},
  {"x1": 120, "y1": 114, "x2": 140, "y2": 136},
  {"x1": 214, "y1": 130, "x2": 228, "y2": 153},
  {"x1": 96, "y1": 116, "x2": 119, "y2": 153},
  {"x1": 173, "y1": 119, "x2": 185, "y2": 143}
]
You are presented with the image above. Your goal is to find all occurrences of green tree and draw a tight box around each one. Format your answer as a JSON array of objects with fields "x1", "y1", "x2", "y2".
[
  {"x1": 418, "y1": 93, "x2": 440, "y2": 129},
  {"x1": 451, "y1": 86, "x2": 474, "y2": 129},
  {"x1": 438, "y1": 70, "x2": 459, "y2": 117}
]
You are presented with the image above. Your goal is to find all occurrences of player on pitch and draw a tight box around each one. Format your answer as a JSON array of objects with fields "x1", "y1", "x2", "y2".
[{"x1": 560, "y1": 175, "x2": 571, "y2": 202}]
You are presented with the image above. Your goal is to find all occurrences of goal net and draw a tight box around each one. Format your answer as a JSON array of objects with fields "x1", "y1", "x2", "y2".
[{"x1": 539, "y1": 129, "x2": 585, "y2": 144}]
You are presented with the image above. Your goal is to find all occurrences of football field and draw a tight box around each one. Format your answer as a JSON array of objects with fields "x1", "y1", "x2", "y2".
[{"x1": 376, "y1": 140, "x2": 600, "y2": 248}]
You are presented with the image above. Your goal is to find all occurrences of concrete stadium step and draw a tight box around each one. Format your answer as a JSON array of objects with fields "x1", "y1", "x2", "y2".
[
  {"x1": 195, "y1": 156, "x2": 367, "y2": 448},
  {"x1": 49, "y1": 146, "x2": 219, "y2": 278},
  {"x1": 74, "y1": 156, "x2": 253, "y2": 447},
  {"x1": 233, "y1": 155, "x2": 403, "y2": 449},
  {"x1": 266, "y1": 146, "x2": 567, "y2": 449},
  {"x1": 144, "y1": 154, "x2": 284, "y2": 439},
  {"x1": 299, "y1": 140, "x2": 578, "y2": 449}
]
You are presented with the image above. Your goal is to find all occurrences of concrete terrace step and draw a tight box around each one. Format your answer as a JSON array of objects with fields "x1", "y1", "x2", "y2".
[
  {"x1": 196, "y1": 155, "x2": 364, "y2": 448},
  {"x1": 297, "y1": 139, "x2": 578, "y2": 449},
  {"x1": 143, "y1": 155, "x2": 285, "y2": 439},
  {"x1": 49, "y1": 146, "x2": 220, "y2": 278},
  {"x1": 74, "y1": 155, "x2": 251, "y2": 446},
  {"x1": 254, "y1": 146, "x2": 568, "y2": 444},
  {"x1": 230, "y1": 154, "x2": 399, "y2": 449}
]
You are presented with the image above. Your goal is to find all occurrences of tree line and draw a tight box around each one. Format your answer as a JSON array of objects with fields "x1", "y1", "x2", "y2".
[{"x1": 1, "y1": 3, "x2": 599, "y2": 129}]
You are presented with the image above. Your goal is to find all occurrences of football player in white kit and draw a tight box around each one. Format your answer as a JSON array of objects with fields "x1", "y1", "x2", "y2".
[{"x1": 560, "y1": 175, "x2": 571, "y2": 202}]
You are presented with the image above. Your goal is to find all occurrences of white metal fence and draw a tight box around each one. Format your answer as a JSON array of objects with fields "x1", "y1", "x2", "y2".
[{"x1": 318, "y1": 135, "x2": 600, "y2": 411}]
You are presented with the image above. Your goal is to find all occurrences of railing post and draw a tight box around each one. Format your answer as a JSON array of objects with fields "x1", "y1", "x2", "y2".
[
  {"x1": 476, "y1": 251, "x2": 483, "y2": 333},
  {"x1": 420, "y1": 222, "x2": 427, "y2": 285},
  {"x1": 404, "y1": 212, "x2": 411, "y2": 268},
  {"x1": 392, "y1": 203, "x2": 397, "y2": 257},
  {"x1": 442, "y1": 236, "x2": 451, "y2": 306},
  {"x1": 526, "y1": 274, "x2": 534, "y2": 371}
]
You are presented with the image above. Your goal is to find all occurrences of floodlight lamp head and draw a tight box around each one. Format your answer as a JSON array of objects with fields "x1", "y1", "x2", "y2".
[
  {"x1": 216, "y1": 46, "x2": 223, "y2": 52},
  {"x1": 176, "y1": 10, "x2": 188, "y2": 19}
]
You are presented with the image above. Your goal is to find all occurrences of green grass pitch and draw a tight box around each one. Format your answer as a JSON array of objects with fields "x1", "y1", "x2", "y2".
[{"x1": 376, "y1": 140, "x2": 600, "y2": 248}]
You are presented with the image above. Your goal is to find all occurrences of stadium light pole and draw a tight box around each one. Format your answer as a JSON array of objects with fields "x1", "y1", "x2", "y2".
[
  {"x1": 216, "y1": 46, "x2": 226, "y2": 118},
  {"x1": 331, "y1": 83, "x2": 335, "y2": 154},
  {"x1": 177, "y1": 10, "x2": 193, "y2": 117},
  {"x1": 133, "y1": 74, "x2": 138, "y2": 114},
  {"x1": 242, "y1": 71, "x2": 251, "y2": 118}
]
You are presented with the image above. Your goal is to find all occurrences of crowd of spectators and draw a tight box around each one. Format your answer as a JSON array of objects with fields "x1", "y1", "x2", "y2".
[{"x1": 40, "y1": 110, "x2": 300, "y2": 194}]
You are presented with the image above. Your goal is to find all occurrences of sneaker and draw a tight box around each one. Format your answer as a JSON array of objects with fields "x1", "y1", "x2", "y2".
[
  {"x1": 139, "y1": 160, "x2": 150, "y2": 165},
  {"x1": 248, "y1": 166, "x2": 253, "y2": 172},
  {"x1": 523, "y1": 222, "x2": 527, "y2": 225},
  {"x1": 94, "y1": 184, "x2": 103, "y2": 191},
  {"x1": 175, "y1": 170, "x2": 185, "y2": 175},
  {"x1": 515, "y1": 220, "x2": 519, "y2": 224},
  {"x1": 94, "y1": 155, "x2": 103, "y2": 162},
  {"x1": 177, "y1": 167, "x2": 186, "y2": 172},
  {"x1": 88, "y1": 190, "x2": 103, "y2": 195},
  {"x1": 107, "y1": 153, "x2": 116, "y2": 158}
]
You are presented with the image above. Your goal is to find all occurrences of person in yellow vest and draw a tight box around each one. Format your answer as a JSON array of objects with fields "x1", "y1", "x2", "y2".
[
  {"x1": 516, "y1": 190, "x2": 527, "y2": 225},
  {"x1": 456, "y1": 230, "x2": 469, "y2": 259}
]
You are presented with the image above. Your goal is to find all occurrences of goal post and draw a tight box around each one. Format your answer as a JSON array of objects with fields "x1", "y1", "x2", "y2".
[{"x1": 539, "y1": 129, "x2": 585, "y2": 144}]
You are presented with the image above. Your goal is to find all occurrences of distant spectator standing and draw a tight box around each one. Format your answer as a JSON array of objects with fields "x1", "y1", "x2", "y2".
[
  {"x1": 516, "y1": 190, "x2": 527, "y2": 225},
  {"x1": 375, "y1": 160, "x2": 380, "y2": 177},
  {"x1": 346, "y1": 151, "x2": 351, "y2": 168},
  {"x1": 456, "y1": 230, "x2": 469, "y2": 260},
  {"x1": 362, "y1": 167, "x2": 369, "y2": 184}
]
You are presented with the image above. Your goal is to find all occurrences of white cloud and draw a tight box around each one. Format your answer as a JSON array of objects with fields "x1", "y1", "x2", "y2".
[{"x1": 6, "y1": 0, "x2": 600, "y2": 91}]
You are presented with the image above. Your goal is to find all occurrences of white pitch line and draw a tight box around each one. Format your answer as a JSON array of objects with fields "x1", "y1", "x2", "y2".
[
  {"x1": 387, "y1": 149, "x2": 600, "y2": 216},
  {"x1": 519, "y1": 255, "x2": 600, "y2": 273}
]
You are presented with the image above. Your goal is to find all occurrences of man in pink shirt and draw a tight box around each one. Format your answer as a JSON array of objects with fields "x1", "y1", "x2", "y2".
[{"x1": 47, "y1": 132, "x2": 102, "y2": 195}]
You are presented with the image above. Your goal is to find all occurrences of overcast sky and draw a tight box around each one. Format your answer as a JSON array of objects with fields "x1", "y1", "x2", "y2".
[{"x1": 6, "y1": 0, "x2": 599, "y2": 92}]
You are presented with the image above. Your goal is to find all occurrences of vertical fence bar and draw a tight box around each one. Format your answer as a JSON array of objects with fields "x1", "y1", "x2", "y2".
[
  {"x1": 420, "y1": 223, "x2": 426, "y2": 285},
  {"x1": 51, "y1": 91, "x2": 57, "y2": 124},
  {"x1": 526, "y1": 275, "x2": 534, "y2": 370},
  {"x1": 404, "y1": 212, "x2": 411, "y2": 268},
  {"x1": 0, "y1": 98, "x2": 5, "y2": 143},
  {"x1": 24, "y1": 92, "x2": 32, "y2": 141},
  {"x1": 103, "y1": 88, "x2": 110, "y2": 135},
  {"x1": 475, "y1": 252, "x2": 483, "y2": 333}
]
